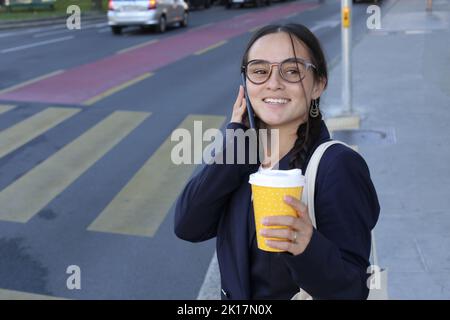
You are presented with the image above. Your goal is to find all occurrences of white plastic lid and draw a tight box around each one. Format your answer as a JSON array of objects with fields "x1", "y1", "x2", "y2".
[{"x1": 248, "y1": 168, "x2": 305, "y2": 188}]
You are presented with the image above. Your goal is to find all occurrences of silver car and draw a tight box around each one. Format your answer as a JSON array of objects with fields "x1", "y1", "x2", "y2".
[{"x1": 107, "y1": 0, "x2": 189, "y2": 35}]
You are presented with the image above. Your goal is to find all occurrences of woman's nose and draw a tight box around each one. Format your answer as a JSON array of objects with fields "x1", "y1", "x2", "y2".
[{"x1": 266, "y1": 65, "x2": 284, "y2": 90}]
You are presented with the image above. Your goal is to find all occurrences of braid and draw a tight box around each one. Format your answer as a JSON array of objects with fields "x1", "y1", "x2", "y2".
[{"x1": 288, "y1": 98, "x2": 323, "y2": 170}]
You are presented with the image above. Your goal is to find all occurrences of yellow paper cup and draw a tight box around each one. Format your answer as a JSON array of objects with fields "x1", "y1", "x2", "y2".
[{"x1": 249, "y1": 168, "x2": 305, "y2": 252}]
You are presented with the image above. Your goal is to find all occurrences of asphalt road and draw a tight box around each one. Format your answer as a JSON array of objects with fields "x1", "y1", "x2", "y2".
[{"x1": 0, "y1": 0, "x2": 386, "y2": 299}]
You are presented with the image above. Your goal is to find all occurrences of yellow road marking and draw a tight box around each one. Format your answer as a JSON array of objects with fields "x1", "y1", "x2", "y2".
[
  {"x1": 116, "y1": 39, "x2": 159, "y2": 55},
  {"x1": 194, "y1": 40, "x2": 227, "y2": 56},
  {"x1": 82, "y1": 72, "x2": 153, "y2": 106},
  {"x1": 0, "y1": 70, "x2": 64, "y2": 95},
  {"x1": 88, "y1": 114, "x2": 226, "y2": 237},
  {"x1": 0, "y1": 104, "x2": 16, "y2": 115},
  {"x1": 0, "y1": 107, "x2": 80, "y2": 159},
  {"x1": 0, "y1": 288, "x2": 64, "y2": 300},
  {"x1": 0, "y1": 111, "x2": 150, "y2": 223}
]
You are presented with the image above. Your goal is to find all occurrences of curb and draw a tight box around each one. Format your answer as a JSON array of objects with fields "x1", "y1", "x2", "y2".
[{"x1": 0, "y1": 13, "x2": 106, "y2": 30}]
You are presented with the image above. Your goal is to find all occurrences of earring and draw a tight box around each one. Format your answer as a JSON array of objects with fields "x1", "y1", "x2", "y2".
[{"x1": 310, "y1": 99, "x2": 320, "y2": 118}]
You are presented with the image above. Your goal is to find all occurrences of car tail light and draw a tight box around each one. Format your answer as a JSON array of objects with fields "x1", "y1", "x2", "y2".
[
  {"x1": 148, "y1": 0, "x2": 157, "y2": 9},
  {"x1": 108, "y1": 0, "x2": 115, "y2": 11}
]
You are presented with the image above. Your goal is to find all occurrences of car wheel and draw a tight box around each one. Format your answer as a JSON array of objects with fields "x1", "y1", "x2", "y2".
[
  {"x1": 255, "y1": 0, "x2": 263, "y2": 7},
  {"x1": 225, "y1": 1, "x2": 232, "y2": 9},
  {"x1": 157, "y1": 15, "x2": 166, "y2": 33},
  {"x1": 205, "y1": 0, "x2": 211, "y2": 9},
  {"x1": 111, "y1": 26, "x2": 122, "y2": 35},
  {"x1": 181, "y1": 11, "x2": 188, "y2": 27},
  {"x1": 266, "y1": 0, "x2": 271, "y2": 5}
]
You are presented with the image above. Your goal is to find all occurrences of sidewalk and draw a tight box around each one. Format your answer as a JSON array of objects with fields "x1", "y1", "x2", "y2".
[
  {"x1": 198, "y1": 0, "x2": 450, "y2": 300},
  {"x1": 322, "y1": 0, "x2": 450, "y2": 299}
]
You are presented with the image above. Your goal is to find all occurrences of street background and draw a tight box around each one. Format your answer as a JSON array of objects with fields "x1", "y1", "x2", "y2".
[{"x1": 0, "y1": 0, "x2": 449, "y2": 299}]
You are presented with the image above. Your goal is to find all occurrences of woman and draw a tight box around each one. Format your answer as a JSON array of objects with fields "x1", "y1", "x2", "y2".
[{"x1": 174, "y1": 24, "x2": 380, "y2": 300}]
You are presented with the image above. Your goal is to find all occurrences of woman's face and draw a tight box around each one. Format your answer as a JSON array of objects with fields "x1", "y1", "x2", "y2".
[{"x1": 246, "y1": 32, "x2": 324, "y2": 129}]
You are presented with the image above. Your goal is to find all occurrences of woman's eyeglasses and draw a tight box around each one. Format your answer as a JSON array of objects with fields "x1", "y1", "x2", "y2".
[{"x1": 242, "y1": 58, "x2": 316, "y2": 85}]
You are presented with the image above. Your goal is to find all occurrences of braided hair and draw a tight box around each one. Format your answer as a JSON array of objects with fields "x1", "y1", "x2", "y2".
[{"x1": 241, "y1": 24, "x2": 328, "y2": 171}]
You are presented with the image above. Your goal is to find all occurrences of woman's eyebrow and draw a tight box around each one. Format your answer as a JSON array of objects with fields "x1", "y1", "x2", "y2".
[{"x1": 248, "y1": 57, "x2": 309, "y2": 64}]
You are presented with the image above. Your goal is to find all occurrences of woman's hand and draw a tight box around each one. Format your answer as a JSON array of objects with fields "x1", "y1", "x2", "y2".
[
  {"x1": 260, "y1": 195, "x2": 314, "y2": 256},
  {"x1": 230, "y1": 85, "x2": 248, "y2": 125}
]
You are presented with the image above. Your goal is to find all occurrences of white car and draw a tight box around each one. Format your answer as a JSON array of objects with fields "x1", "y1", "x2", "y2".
[{"x1": 107, "y1": 0, "x2": 189, "y2": 35}]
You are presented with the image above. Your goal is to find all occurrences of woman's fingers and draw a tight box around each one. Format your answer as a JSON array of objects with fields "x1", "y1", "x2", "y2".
[
  {"x1": 233, "y1": 85, "x2": 244, "y2": 109},
  {"x1": 283, "y1": 196, "x2": 307, "y2": 215},
  {"x1": 265, "y1": 239, "x2": 295, "y2": 252},
  {"x1": 262, "y1": 215, "x2": 297, "y2": 228},
  {"x1": 260, "y1": 227, "x2": 296, "y2": 240},
  {"x1": 261, "y1": 197, "x2": 314, "y2": 256},
  {"x1": 230, "y1": 86, "x2": 247, "y2": 124}
]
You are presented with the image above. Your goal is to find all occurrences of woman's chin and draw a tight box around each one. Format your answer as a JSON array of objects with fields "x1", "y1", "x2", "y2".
[
  {"x1": 258, "y1": 113, "x2": 307, "y2": 129},
  {"x1": 259, "y1": 117, "x2": 286, "y2": 127}
]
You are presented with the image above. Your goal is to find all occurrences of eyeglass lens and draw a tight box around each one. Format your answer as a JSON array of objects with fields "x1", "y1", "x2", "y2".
[{"x1": 246, "y1": 59, "x2": 308, "y2": 84}]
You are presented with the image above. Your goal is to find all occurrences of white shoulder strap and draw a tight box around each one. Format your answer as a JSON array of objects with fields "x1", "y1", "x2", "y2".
[{"x1": 301, "y1": 140, "x2": 378, "y2": 266}]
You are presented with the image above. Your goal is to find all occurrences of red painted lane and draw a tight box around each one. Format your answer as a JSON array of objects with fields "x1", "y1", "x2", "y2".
[{"x1": 0, "y1": 2, "x2": 318, "y2": 105}]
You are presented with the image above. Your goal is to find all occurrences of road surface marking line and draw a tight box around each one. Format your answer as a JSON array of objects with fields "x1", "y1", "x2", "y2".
[
  {"x1": 0, "y1": 104, "x2": 16, "y2": 115},
  {"x1": 87, "y1": 114, "x2": 226, "y2": 237},
  {"x1": 404, "y1": 30, "x2": 428, "y2": 35},
  {"x1": 116, "y1": 39, "x2": 159, "y2": 55},
  {"x1": 284, "y1": 13, "x2": 299, "y2": 19},
  {"x1": 0, "y1": 111, "x2": 150, "y2": 223},
  {"x1": 0, "y1": 107, "x2": 81, "y2": 159},
  {"x1": 0, "y1": 36, "x2": 74, "y2": 54},
  {"x1": 0, "y1": 70, "x2": 64, "y2": 95},
  {"x1": 82, "y1": 72, "x2": 154, "y2": 106},
  {"x1": 33, "y1": 23, "x2": 104, "y2": 38},
  {"x1": 194, "y1": 40, "x2": 227, "y2": 56},
  {"x1": 249, "y1": 25, "x2": 264, "y2": 33},
  {"x1": 189, "y1": 23, "x2": 213, "y2": 32},
  {"x1": 0, "y1": 288, "x2": 65, "y2": 300},
  {"x1": 0, "y1": 25, "x2": 62, "y2": 39},
  {"x1": 197, "y1": 251, "x2": 220, "y2": 300},
  {"x1": 34, "y1": 28, "x2": 73, "y2": 38}
]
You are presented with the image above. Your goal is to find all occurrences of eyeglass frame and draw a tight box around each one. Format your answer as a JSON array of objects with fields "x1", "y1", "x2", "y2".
[{"x1": 241, "y1": 57, "x2": 317, "y2": 85}]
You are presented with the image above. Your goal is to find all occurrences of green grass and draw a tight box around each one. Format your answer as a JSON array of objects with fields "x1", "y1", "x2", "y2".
[{"x1": 0, "y1": 0, "x2": 109, "y2": 21}]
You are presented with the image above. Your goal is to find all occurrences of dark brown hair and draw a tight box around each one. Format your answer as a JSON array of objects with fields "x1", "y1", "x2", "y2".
[{"x1": 241, "y1": 23, "x2": 328, "y2": 170}]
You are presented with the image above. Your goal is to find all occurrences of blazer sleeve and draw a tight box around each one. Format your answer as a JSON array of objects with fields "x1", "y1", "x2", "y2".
[
  {"x1": 281, "y1": 145, "x2": 380, "y2": 299},
  {"x1": 174, "y1": 122, "x2": 259, "y2": 243}
]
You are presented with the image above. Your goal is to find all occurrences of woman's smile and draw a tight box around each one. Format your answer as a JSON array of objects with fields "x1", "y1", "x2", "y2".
[
  {"x1": 262, "y1": 97, "x2": 291, "y2": 112},
  {"x1": 263, "y1": 97, "x2": 291, "y2": 104}
]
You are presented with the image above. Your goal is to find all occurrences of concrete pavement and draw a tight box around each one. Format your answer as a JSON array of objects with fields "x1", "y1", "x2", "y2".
[{"x1": 322, "y1": 0, "x2": 450, "y2": 300}]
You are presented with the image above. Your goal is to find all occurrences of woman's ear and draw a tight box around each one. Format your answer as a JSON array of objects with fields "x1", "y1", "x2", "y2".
[{"x1": 311, "y1": 77, "x2": 326, "y2": 100}]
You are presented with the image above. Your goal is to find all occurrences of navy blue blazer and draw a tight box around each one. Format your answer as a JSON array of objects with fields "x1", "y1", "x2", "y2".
[{"x1": 174, "y1": 121, "x2": 380, "y2": 300}]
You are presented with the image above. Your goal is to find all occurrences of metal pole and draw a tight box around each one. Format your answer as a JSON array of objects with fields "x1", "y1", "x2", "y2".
[
  {"x1": 426, "y1": 0, "x2": 433, "y2": 12},
  {"x1": 341, "y1": 0, "x2": 352, "y2": 114}
]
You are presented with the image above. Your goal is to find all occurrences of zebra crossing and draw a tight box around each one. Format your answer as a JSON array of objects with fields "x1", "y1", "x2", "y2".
[{"x1": 0, "y1": 104, "x2": 226, "y2": 237}]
